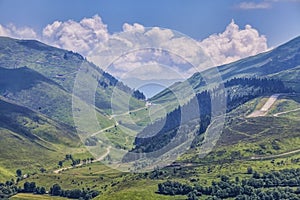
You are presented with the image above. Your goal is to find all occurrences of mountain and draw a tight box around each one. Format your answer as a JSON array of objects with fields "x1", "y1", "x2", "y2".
[
  {"x1": 150, "y1": 36, "x2": 300, "y2": 110},
  {"x1": 0, "y1": 37, "x2": 146, "y2": 179},
  {"x1": 0, "y1": 36, "x2": 145, "y2": 125},
  {"x1": 1, "y1": 36, "x2": 300, "y2": 200},
  {"x1": 128, "y1": 36, "x2": 300, "y2": 164}
]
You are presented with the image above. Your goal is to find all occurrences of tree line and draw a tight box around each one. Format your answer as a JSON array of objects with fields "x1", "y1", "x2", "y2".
[
  {"x1": 0, "y1": 180, "x2": 100, "y2": 199},
  {"x1": 158, "y1": 168, "x2": 300, "y2": 200}
]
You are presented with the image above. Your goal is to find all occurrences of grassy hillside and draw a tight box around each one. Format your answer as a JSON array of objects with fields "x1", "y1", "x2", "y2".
[
  {"x1": 0, "y1": 36, "x2": 145, "y2": 124},
  {"x1": 0, "y1": 37, "x2": 148, "y2": 180},
  {"x1": 0, "y1": 37, "x2": 144, "y2": 180},
  {"x1": 150, "y1": 36, "x2": 300, "y2": 111},
  {"x1": 1, "y1": 36, "x2": 300, "y2": 200},
  {"x1": 179, "y1": 93, "x2": 300, "y2": 164},
  {"x1": 0, "y1": 97, "x2": 93, "y2": 182},
  {"x1": 5, "y1": 88, "x2": 300, "y2": 200}
]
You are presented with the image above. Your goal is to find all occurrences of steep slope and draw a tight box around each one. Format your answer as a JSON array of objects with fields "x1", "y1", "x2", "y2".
[
  {"x1": 0, "y1": 36, "x2": 145, "y2": 126},
  {"x1": 129, "y1": 36, "x2": 300, "y2": 163},
  {"x1": 0, "y1": 97, "x2": 83, "y2": 181},
  {"x1": 129, "y1": 78, "x2": 291, "y2": 158},
  {"x1": 180, "y1": 93, "x2": 300, "y2": 164},
  {"x1": 0, "y1": 66, "x2": 75, "y2": 125},
  {"x1": 0, "y1": 37, "x2": 147, "y2": 179},
  {"x1": 150, "y1": 36, "x2": 300, "y2": 109}
]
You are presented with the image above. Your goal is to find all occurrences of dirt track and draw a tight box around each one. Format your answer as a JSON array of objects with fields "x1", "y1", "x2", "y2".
[
  {"x1": 247, "y1": 94, "x2": 281, "y2": 117},
  {"x1": 53, "y1": 146, "x2": 111, "y2": 174}
]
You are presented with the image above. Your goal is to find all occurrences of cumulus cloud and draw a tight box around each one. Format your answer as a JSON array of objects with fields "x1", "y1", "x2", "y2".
[
  {"x1": 86, "y1": 23, "x2": 211, "y2": 81},
  {"x1": 0, "y1": 15, "x2": 269, "y2": 79},
  {"x1": 199, "y1": 20, "x2": 268, "y2": 65},
  {"x1": 109, "y1": 49, "x2": 194, "y2": 81},
  {"x1": 0, "y1": 24, "x2": 37, "y2": 39},
  {"x1": 42, "y1": 15, "x2": 109, "y2": 55},
  {"x1": 123, "y1": 23, "x2": 145, "y2": 33}
]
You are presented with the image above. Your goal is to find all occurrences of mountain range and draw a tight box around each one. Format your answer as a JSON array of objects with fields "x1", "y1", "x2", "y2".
[{"x1": 0, "y1": 35, "x2": 300, "y2": 200}]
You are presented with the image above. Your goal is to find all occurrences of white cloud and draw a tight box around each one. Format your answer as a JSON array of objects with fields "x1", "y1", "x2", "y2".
[
  {"x1": 199, "y1": 20, "x2": 268, "y2": 65},
  {"x1": 123, "y1": 23, "x2": 145, "y2": 33},
  {"x1": 0, "y1": 24, "x2": 9, "y2": 36},
  {"x1": 0, "y1": 24, "x2": 37, "y2": 39},
  {"x1": 42, "y1": 15, "x2": 109, "y2": 55},
  {"x1": 236, "y1": 1, "x2": 272, "y2": 9},
  {"x1": 235, "y1": 0, "x2": 300, "y2": 10},
  {"x1": 0, "y1": 16, "x2": 269, "y2": 80},
  {"x1": 86, "y1": 22, "x2": 210, "y2": 81}
]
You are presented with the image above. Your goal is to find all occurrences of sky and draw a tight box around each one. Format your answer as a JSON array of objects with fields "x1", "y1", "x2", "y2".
[
  {"x1": 0, "y1": 0, "x2": 299, "y2": 46},
  {"x1": 0, "y1": 0, "x2": 299, "y2": 97}
]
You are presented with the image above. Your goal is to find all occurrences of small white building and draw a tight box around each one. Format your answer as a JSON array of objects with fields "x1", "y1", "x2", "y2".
[{"x1": 145, "y1": 101, "x2": 152, "y2": 107}]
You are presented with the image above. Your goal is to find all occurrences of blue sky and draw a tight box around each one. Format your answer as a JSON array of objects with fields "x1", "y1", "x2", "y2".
[{"x1": 0, "y1": 0, "x2": 299, "y2": 46}]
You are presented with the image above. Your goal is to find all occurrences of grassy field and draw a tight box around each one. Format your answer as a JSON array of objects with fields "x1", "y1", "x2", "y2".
[{"x1": 14, "y1": 150, "x2": 300, "y2": 199}]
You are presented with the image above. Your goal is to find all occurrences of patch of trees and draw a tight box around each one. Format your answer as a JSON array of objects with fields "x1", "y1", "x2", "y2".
[
  {"x1": 101, "y1": 71, "x2": 118, "y2": 87},
  {"x1": 1, "y1": 179, "x2": 100, "y2": 200},
  {"x1": 158, "y1": 180, "x2": 193, "y2": 195},
  {"x1": 23, "y1": 181, "x2": 46, "y2": 194},
  {"x1": 58, "y1": 154, "x2": 94, "y2": 168},
  {"x1": 50, "y1": 183, "x2": 100, "y2": 199},
  {"x1": 223, "y1": 77, "x2": 292, "y2": 112},
  {"x1": 157, "y1": 168, "x2": 300, "y2": 200},
  {"x1": 123, "y1": 91, "x2": 212, "y2": 161},
  {"x1": 132, "y1": 90, "x2": 146, "y2": 100},
  {"x1": 63, "y1": 51, "x2": 84, "y2": 61},
  {"x1": 0, "y1": 180, "x2": 18, "y2": 199},
  {"x1": 100, "y1": 71, "x2": 146, "y2": 100}
]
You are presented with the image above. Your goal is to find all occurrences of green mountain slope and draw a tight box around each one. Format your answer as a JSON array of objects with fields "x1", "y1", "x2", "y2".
[
  {"x1": 180, "y1": 93, "x2": 300, "y2": 163},
  {"x1": 1, "y1": 36, "x2": 300, "y2": 200},
  {"x1": 129, "y1": 36, "x2": 300, "y2": 166},
  {"x1": 0, "y1": 66, "x2": 75, "y2": 125},
  {"x1": 150, "y1": 36, "x2": 300, "y2": 109},
  {"x1": 0, "y1": 97, "x2": 85, "y2": 181},
  {"x1": 0, "y1": 37, "x2": 146, "y2": 180},
  {"x1": 0, "y1": 36, "x2": 145, "y2": 125}
]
